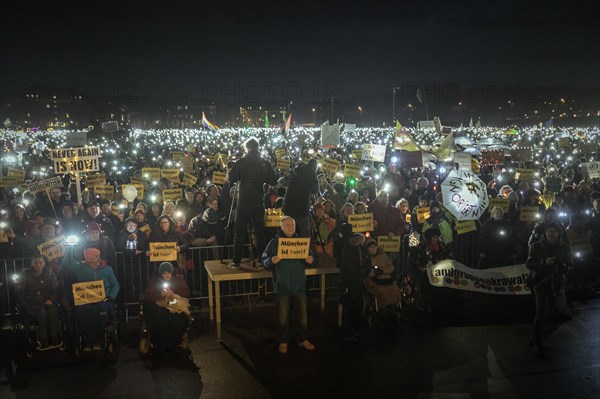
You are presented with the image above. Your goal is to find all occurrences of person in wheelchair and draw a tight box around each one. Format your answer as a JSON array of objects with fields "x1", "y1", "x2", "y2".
[
  {"x1": 364, "y1": 240, "x2": 402, "y2": 327},
  {"x1": 67, "y1": 246, "x2": 120, "y2": 352},
  {"x1": 143, "y1": 262, "x2": 190, "y2": 352},
  {"x1": 16, "y1": 255, "x2": 61, "y2": 350}
]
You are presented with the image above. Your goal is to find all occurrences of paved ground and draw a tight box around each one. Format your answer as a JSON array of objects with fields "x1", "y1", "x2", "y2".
[{"x1": 1, "y1": 293, "x2": 599, "y2": 399}]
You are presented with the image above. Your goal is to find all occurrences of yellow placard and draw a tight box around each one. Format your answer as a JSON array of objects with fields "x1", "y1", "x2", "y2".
[
  {"x1": 321, "y1": 158, "x2": 340, "y2": 173},
  {"x1": 516, "y1": 168, "x2": 535, "y2": 183},
  {"x1": 37, "y1": 235, "x2": 66, "y2": 261},
  {"x1": 72, "y1": 280, "x2": 106, "y2": 306},
  {"x1": 139, "y1": 224, "x2": 151, "y2": 237},
  {"x1": 0, "y1": 229, "x2": 8, "y2": 243},
  {"x1": 162, "y1": 188, "x2": 182, "y2": 202},
  {"x1": 471, "y1": 157, "x2": 481, "y2": 173},
  {"x1": 456, "y1": 220, "x2": 477, "y2": 235},
  {"x1": 120, "y1": 184, "x2": 144, "y2": 200},
  {"x1": 217, "y1": 153, "x2": 228, "y2": 163},
  {"x1": 558, "y1": 137, "x2": 570, "y2": 149},
  {"x1": 212, "y1": 171, "x2": 226, "y2": 185},
  {"x1": 348, "y1": 213, "x2": 374, "y2": 232},
  {"x1": 275, "y1": 149, "x2": 287, "y2": 159},
  {"x1": 206, "y1": 155, "x2": 218, "y2": 164},
  {"x1": 7, "y1": 168, "x2": 26, "y2": 182},
  {"x1": 180, "y1": 157, "x2": 194, "y2": 173},
  {"x1": 161, "y1": 168, "x2": 181, "y2": 184},
  {"x1": 377, "y1": 236, "x2": 401, "y2": 252},
  {"x1": 86, "y1": 173, "x2": 106, "y2": 187},
  {"x1": 416, "y1": 207, "x2": 431, "y2": 224},
  {"x1": 265, "y1": 209, "x2": 285, "y2": 227},
  {"x1": 277, "y1": 237, "x2": 311, "y2": 259},
  {"x1": 172, "y1": 151, "x2": 184, "y2": 161},
  {"x1": 149, "y1": 242, "x2": 178, "y2": 262},
  {"x1": 276, "y1": 159, "x2": 291, "y2": 170},
  {"x1": 519, "y1": 206, "x2": 540, "y2": 222},
  {"x1": 130, "y1": 177, "x2": 146, "y2": 187},
  {"x1": 94, "y1": 185, "x2": 115, "y2": 200},
  {"x1": 344, "y1": 164, "x2": 361, "y2": 179},
  {"x1": 488, "y1": 198, "x2": 510, "y2": 213},
  {"x1": 183, "y1": 173, "x2": 197, "y2": 187},
  {"x1": 352, "y1": 150, "x2": 363, "y2": 159},
  {"x1": 0, "y1": 176, "x2": 19, "y2": 187},
  {"x1": 142, "y1": 168, "x2": 161, "y2": 182}
]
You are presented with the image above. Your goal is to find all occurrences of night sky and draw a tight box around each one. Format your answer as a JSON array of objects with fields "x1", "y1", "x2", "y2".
[{"x1": 1, "y1": 0, "x2": 598, "y2": 103}]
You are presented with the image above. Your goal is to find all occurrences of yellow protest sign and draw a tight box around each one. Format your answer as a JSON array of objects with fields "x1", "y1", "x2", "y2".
[
  {"x1": 212, "y1": 171, "x2": 226, "y2": 185},
  {"x1": 519, "y1": 206, "x2": 540, "y2": 222},
  {"x1": 471, "y1": 157, "x2": 480, "y2": 173},
  {"x1": 0, "y1": 176, "x2": 19, "y2": 187},
  {"x1": 72, "y1": 280, "x2": 106, "y2": 306},
  {"x1": 456, "y1": 220, "x2": 477, "y2": 235},
  {"x1": 344, "y1": 164, "x2": 361, "y2": 179},
  {"x1": 206, "y1": 155, "x2": 218, "y2": 164},
  {"x1": 416, "y1": 207, "x2": 431, "y2": 224},
  {"x1": 276, "y1": 159, "x2": 291, "y2": 170},
  {"x1": 180, "y1": 156, "x2": 194, "y2": 173},
  {"x1": 275, "y1": 149, "x2": 287, "y2": 159},
  {"x1": 149, "y1": 242, "x2": 178, "y2": 262},
  {"x1": 94, "y1": 185, "x2": 115, "y2": 200},
  {"x1": 130, "y1": 177, "x2": 146, "y2": 187},
  {"x1": 172, "y1": 151, "x2": 184, "y2": 161},
  {"x1": 161, "y1": 168, "x2": 181, "y2": 184},
  {"x1": 405, "y1": 213, "x2": 412, "y2": 223},
  {"x1": 265, "y1": 209, "x2": 285, "y2": 227},
  {"x1": 321, "y1": 158, "x2": 340, "y2": 173},
  {"x1": 277, "y1": 237, "x2": 311, "y2": 259},
  {"x1": 139, "y1": 224, "x2": 151, "y2": 237},
  {"x1": 352, "y1": 150, "x2": 363, "y2": 159},
  {"x1": 142, "y1": 168, "x2": 161, "y2": 181},
  {"x1": 0, "y1": 229, "x2": 8, "y2": 243},
  {"x1": 488, "y1": 198, "x2": 510, "y2": 213},
  {"x1": 377, "y1": 236, "x2": 401, "y2": 252},
  {"x1": 516, "y1": 168, "x2": 535, "y2": 183},
  {"x1": 86, "y1": 173, "x2": 106, "y2": 187},
  {"x1": 558, "y1": 137, "x2": 570, "y2": 149},
  {"x1": 8, "y1": 168, "x2": 26, "y2": 182},
  {"x1": 162, "y1": 188, "x2": 182, "y2": 202},
  {"x1": 349, "y1": 213, "x2": 374, "y2": 232},
  {"x1": 37, "y1": 235, "x2": 66, "y2": 261},
  {"x1": 183, "y1": 173, "x2": 197, "y2": 187}
]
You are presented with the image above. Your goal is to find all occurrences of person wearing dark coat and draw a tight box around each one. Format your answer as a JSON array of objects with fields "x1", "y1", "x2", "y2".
[
  {"x1": 227, "y1": 137, "x2": 277, "y2": 268},
  {"x1": 82, "y1": 201, "x2": 116, "y2": 243},
  {"x1": 116, "y1": 217, "x2": 150, "y2": 302},
  {"x1": 147, "y1": 215, "x2": 189, "y2": 273},
  {"x1": 77, "y1": 221, "x2": 117, "y2": 271},
  {"x1": 59, "y1": 202, "x2": 86, "y2": 237},
  {"x1": 144, "y1": 262, "x2": 190, "y2": 352},
  {"x1": 282, "y1": 159, "x2": 319, "y2": 238},
  {"x1": 480, "y1": 207, "x2": 516, "y2": 267}
]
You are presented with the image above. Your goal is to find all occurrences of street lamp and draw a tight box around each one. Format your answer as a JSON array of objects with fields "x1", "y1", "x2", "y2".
[{"x1": 358, "y1": 106, "x2": 363, "y2": 125}]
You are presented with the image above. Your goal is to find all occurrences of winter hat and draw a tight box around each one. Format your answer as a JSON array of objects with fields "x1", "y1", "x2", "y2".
[
  {"x1": 86, "y1": 221, "x2": 101, "y2": 233},
  {"x1": 159, "y1": 262, "x2": 174, "y2": 274}
]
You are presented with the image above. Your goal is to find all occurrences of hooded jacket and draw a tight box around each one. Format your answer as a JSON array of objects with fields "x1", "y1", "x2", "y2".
[
  {"x1": 262, "y1": 230, "x2": 313, "y2": 294},
  {"x1": 227, "y1": 150, "x2": 277, "y2": 212},
  {"x1": 66, "y1": 260, "x2": 120, "y2": 300}
]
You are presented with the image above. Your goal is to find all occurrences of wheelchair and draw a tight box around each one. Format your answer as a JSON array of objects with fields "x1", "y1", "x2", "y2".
[
  {"x1": 398, "y1": 272, "x2": 432, "y2": 317},
  {"x1": 71, "y1": 302, "x2": 120, "y2": 361},
  {"x1": 138, "y1": 300, "x2": 193, "y2": 354}
]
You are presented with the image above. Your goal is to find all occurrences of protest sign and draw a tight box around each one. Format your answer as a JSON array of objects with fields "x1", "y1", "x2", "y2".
[
  {"x1": 50, "y1": 147, "x2": 100, "y2": 174},
  {"x1": 161, "y1": 169, "x2": 180, "y2": 184},
  {"x1": 321, "y1": 158, "x2": 340, "y2": 173},
  {"x1": 139, "y1": 224, "x2": 151, "y2": 237},
  {"x1": 488, "y1": 198, "x2": 510, "y2": 213},
  {"x1": 276, "y1": 159, "x2": 291, "y2": 170},
  {"x1": 515, "y1": 168, "x2": 535, "y2": 183},
  {"x1": 519, "y1": 206, "x2": 540, "y2": 222},
  {"x1": 86, "y1": 173, "x2": 106, "y2": 187},
  {"x1": 344, "y1": 123, "x2": 356, "y2": 132},
  {"x1": 582, "y1": 162, "x2": 600, "y2": 180},
  {"x1": 0, "y1": 176, "x2": 19, "y2": 188},
  {"x1": 65, "y1": 131, "x2": 88, "y2": 147},
  {"x1": 72, "y1": 280, "x2": 106, "y2": 306},
  {"x1": 212, "y1": 171, "x2": 226, "y2": 185},
  {"x1": 321, "y1": 124, "x2": 340, "y2": 146},
  {"x1": 416, "y1": 207, "x2": 430, "y2": 224},
  {"x1": 398, "y1": 151, "x2": 422, "y2": 169},
  {"x1": 265, "y1": 209, "x2": 285, "y2": 227},
  {"x1": 206, "y1": 155, "x2": 218, "y2": 164},
  {"x1": 362, "y1": 144, "x2": 386, "y2": 162},
  {"x1": 37, "y1": 235, "x2": 66, "y2": 261},
  {"x1": 27, "y1": 176, "x2": 63, "y2": 193},
  {"x1": 427, "y1": 260, "x2": 531, "y2": 295},
  {"x1": 349, "y1": 213, "x2": 374, "y2": 232},
  {"x1": 277, "y1": 238, "x2": 311, "y2": 259},
  {"x1": 94, "y1": 185, "x2": 115, "y2": 200},
  {"x1": 149, "y1": 242, "x2": 178, "y2": 262},
  {"x1": 558, "y1": 137, "x2": 570, "y2": 149},
  {"x1": 377, "y1": 236, "x2": 401, "y2": 252},
  {"x1": 351, "y1": 150, "x2": 363, "y2": 159},
  {"x1": 481, "y1": 150, "x2": 504, "y2": 165},
  {"x1": 7, "y1": 168, "x2": 26, "y2": 182},
  {"x1": 0, "y1": 229, "x2": 8, "y2": 243},
  {"x1": 183, "y1": 173, "x2": 197, "y2": 187},
  {"x1": 180, "y1": 156, "x2": 194, "y2": 173},
  {"x1": 275, "y1": 149, "x2": 287, "y2": 159},
  {"x1": 142, "y1": 168, "x2": 161, "y2": 181},
  {"x1": 570, "y1": 238, "x2": 594, "y2": 258},
  {"x1": 344, "y1": 164, "x2": 361, "y2": 179},
  {"x1": 453, "y1": 152, "x2": 471, "y2": 171},
  {"x1": 162, "y1": 188, "x2": 182, "y2": 201},
  {"x1": 172, "y1": 151, "x2": 184, "y2": 161},
  {"x1": 455, "y1": 220, "x2": 477, "y2": 235}
]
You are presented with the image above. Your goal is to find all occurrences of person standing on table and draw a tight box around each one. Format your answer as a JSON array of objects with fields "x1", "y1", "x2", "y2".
[
  {"x1": 262, "y1": 216, "x2": 316, "y2": 354},
  {"x1": 282, "y1": 159, "x2": 319, "y2": 237},
  {"x1": 227, "y1": 137, "x2": 277, "y2": 269}
]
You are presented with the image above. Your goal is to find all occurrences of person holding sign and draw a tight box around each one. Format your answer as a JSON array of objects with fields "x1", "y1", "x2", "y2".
[
  {"x1": 67, "y1": 246, "x2": 120, "y2": 351},
  {"x1": 148, "y1": 215, "x2": 189, "y2": 271},
  {"x1": 261, "y1": 217, "x2": 315, "y2": 354}
]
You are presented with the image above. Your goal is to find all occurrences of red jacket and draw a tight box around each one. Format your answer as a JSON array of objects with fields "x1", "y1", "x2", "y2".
[{"x1": 370, "y1": 200, "x2": 405, "y2": 237}]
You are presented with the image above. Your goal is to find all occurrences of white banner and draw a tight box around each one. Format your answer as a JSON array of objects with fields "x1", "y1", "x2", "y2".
[
  {"x1": 344, "y1": 123, "x2": 356, "y2": 132},
  {"x1": 361, "y1": 143, "x2": 386, "y2": 162},
  {"x1": 582, "y1": 162, "x2": 600, "y2": 180},
  {"x1": 321, "y1": 124, "x2": 340, "y2": 146},
  {"x1": 453, "y1": 152, "x2": 471, "y2": 171},
  {"x1": 427, "y1": 260, "x2": 531, "y2": 295}
]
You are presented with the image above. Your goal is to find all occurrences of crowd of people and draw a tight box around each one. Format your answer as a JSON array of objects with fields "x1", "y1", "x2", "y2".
[{"x1": 1, "y1": 124, "x2": 599, "y2": 356}]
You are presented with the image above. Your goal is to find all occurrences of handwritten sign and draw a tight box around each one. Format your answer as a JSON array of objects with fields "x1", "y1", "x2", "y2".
[
  {"x1": 276, "y1": 159, "x2": 291, "y2": 170},
  {"x1": 377, "y1": 236, "x2": 401, "y2": 252},
  {"x1": 161, "y1": 169, "x2": 180, "y2": 184},
  {"x1": 7, "y1": 168, "x2": 26, "y2": 182},
  {"x1": 456, "y1": 220, "x2": 477, "y2": 235},
  {"x1": 453, "y1": 152, "x2": 471, "y2": 171},
  {"x1": 86, "y1": 173, "x2": 106, "y2": 187},
  {"x1": 162, "y1": 188, "x2": 182, "y2": 202},
  {"x1": 72, "y1": 280, "x2": 106, "y2": 306},
  {"x1": 516, "y1": 168, "x2": 535, "y2": 183},
  {"x1": 212, "y1": 171, "x2": 226, "y2": 185},
  {"x1": 0, "y1": 176, "x2": 19, "y2": 188},
  {"x1": 416, "y1": 207, "x2": 431, "y2": 224},
  {"x1": 348, "y1": 213, "x2": 374, "y2": 232},
  {"x1": 488, "y1": 198, "x2": 510, "y2": 213},
  {"x1": 265, "y1": 209, "x2": 285, "y2": 227},
  {"x1": 362, "y1": 143, "x2": 386, "y2": 162},
  {"x1": 50, "y1": 146, "x2": 100, "y2": 174},
  {"x1": 94, "y1": 185, "x2": 115, "y2": 200},
  {"x1": 142, "y1": 168, "x2": 161, "y2": 181},
  {"x1": 183, "y1": 173, "x2": 197, "y2": 187},
  {"x1": 37, "y1": 235, "x2": 66, "y2": 261},
  {"x1": 321, "y1": 158, "x2": 340, "y2": 173},
  {"x1": 351, "y1": 150, "x2": 363, "y2": 159},
  {"x1": 275, "y1": 149, "x2": 287, "y2": 159},
  {"x1": 172, "y1": 151, "x2": 184, "y2": 161},
  {"x1": 206, "y1": 155, "x2": 218, "y2": 164},
  {"x1": 397, "y1": 151, "x2": 423, "y2": 169},
  {"x1": 149, "y1": 242, "x2": 178, "y2": 262},
  {"x1": 519, "y1": 206, "x2": 540, "y2": 222},
  {"x1": 27, "y1": 176, "x2": 63, "y2": 193},
  {"x1": 344, "y1": 164, "x2": 361, "y2": 179},
  {"x1": 582, "y1": 162, "x2": 600, "y2": 180},
  {"x1": 570, "y1": 238, "x2": 593, "y2": 258},
  {"x1": 277, "y1": 238, "x2": 311, "y2": 259}
]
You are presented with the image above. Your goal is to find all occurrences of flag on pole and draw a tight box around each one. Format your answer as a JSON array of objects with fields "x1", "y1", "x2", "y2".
[
  {"x1": 468, "y1": 117, "x2": 474, "y2": 128},
  {"x1": 265, "y1": 112, "x2": 270, "y2": 128},
  {"x1": 432, "y1": 128, "x2": 457, "y2": 160},
  {"x1": 202, "y1": 112, "x2": 220, "y2": 132},
  {"x1": 393, "y1": 120, "x2": 422, "y2": 152},
  {"x1": 544, "y1": 118, "x2": 553, "y2": 128},
  {"x1": 475, "y1": 118, "x2": 481, "y2": 128},
  {"x1": 284, "y1": 113, "x2": 292, "y2": 134}
]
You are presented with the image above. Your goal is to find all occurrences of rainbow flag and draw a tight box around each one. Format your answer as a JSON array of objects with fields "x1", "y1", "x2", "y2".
[{"x1": 202, "y1": 112, "x2": 220, "y2": 132}]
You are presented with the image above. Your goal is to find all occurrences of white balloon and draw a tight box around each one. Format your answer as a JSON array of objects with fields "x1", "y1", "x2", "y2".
[{"x1": 123, "y1": 185, "x2": 138, "y2": 202}]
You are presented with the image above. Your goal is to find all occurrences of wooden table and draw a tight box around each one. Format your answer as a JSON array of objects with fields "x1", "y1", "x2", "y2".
[{"x1": 205, "y1": 259, "x2": 339, "y2": 340}]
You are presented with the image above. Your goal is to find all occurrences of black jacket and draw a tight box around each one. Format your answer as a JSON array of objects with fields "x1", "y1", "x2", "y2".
[
  {"x1": 282, "y1": 162, "x2": 319, "y2": 218},
  {"x1": 227, "y1": 150, "x2": 277, "y2": 212}
]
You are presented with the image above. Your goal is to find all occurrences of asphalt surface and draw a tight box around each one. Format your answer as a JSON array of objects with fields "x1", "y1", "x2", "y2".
[{"x1": 1, "y1": 292, "x2": 599, "y2": 399}]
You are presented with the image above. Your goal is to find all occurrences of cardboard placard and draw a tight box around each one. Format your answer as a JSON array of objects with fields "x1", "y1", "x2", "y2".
[
  {"x1": 344, "y1": 164, "x2": 361, "y2": 179},
  {"x1": 72, "y1": 280, "x2": 106, "y2": 306},
  {"x1": 275, "y1": 149, "x2": 287, "y2": 159},
  {"x1": 519, "y1": 206, "x2": 540, "y2": 222},
  {"x1": 183, "y1": 173, "x2": 197, "y2": 187},
  {"x1": 361, "y1": 144, "x2": 386, "y2": 162},
  {"x1": 205, "y1": 155, "x2": 218, "y2": 164},
  {"x1": 27, "y1": 176, "x2": 63, "y2": 193},
  {"x1": 558, "y1": 137, "x2": 570, "y2": 149},
  {"x1": 455, "y1": 220, "x2": 477, "y2": 235},
  {"x1": 37, "y1": 235, "x2": 66, "y2": 261},
  {"x1": 276, "y1": 159, "x2": 291, "y2": 170},
  {"x1": 277, "y1": 238, "x2": 311, "y2": 259},
  {"x1": 172, "y1": 151, "x2": 184, "y2": 161},
  {"x1": 453, "y1": 153, "x2": 471, "y2": 171},
  {"x1": 142, "y1": 168, "x2": 161, "y2": 182},
  {"x1": 377, "y1": 236, "x2": 401, "y2": 252},
  {"x1": 50, "y1": 147, "x2": 100, "y2": 174},
  {"x1": 351, "y1": 150, "x2": 363, "y2": 159},
  {"x1": 162, "y1": 188, "x2": 182, "y2": 202},
  {"x1": 265, "y1": 209, "x2": 285, "y2": 227},
  {"x1": 488, "y1": 198, "x2": 510, "y2": 213},
  {"x1": 321, "y1": 158, "x2": 340, "y2": 173},
  {"x1": 180, "y1": 156, "x2": 194, "y2": 173},
  {"x1": 515, "y1": 168, "x2": 535, "y2": 183},
  {"x1": 94, "y1": 185, "x2": 115, "y2": 200},
  {"x1": 86, "y1": 173, "x2": 106, "y2": 187},
  {"x1": 348, "y1": 213, "x2": 374, "y2": 232},
  {"x1": 416, "y1": 207, "x2": 431, "y2": 224},
  {"x1": 7, "y1": 168, "x2": 26, "y2": 182},
  {"x1": 149, "y1": 242, "x2": 178, "y2": 262},
  {"x1": 212, "y1": 171, "x2": 226, "y2": 185},
  {"x1": 161, "y1": 169, "x2": 180, "y2": 184},
  {"x1": 0, "y1": 176, "x2": 19, "y2": 188}
]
